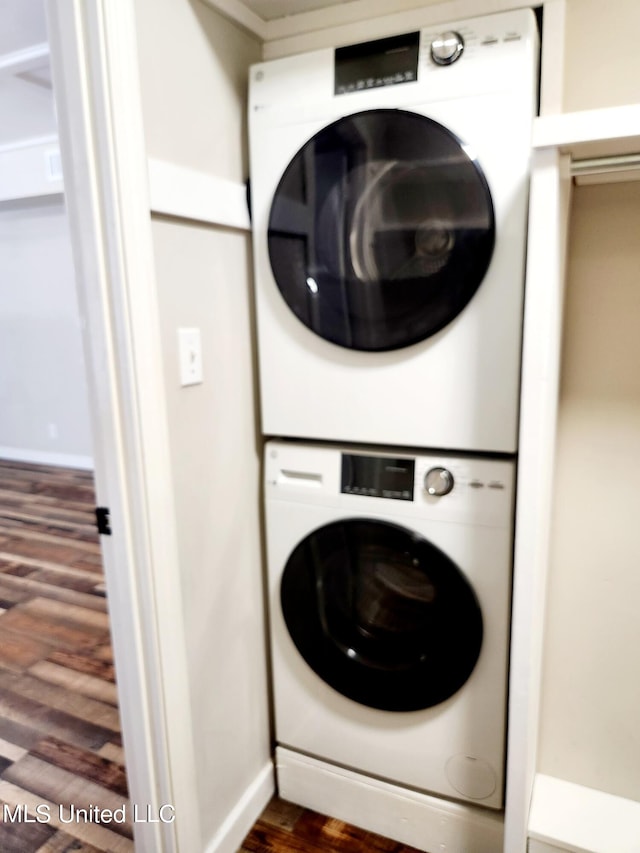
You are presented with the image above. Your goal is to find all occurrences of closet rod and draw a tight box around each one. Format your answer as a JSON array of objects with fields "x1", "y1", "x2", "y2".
[{"x1": 571, "y1": 152, "x2": 640, "y2": 181}]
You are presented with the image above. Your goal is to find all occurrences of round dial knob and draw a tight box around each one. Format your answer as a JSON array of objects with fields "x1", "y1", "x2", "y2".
[
  {"x1": 424, "y1": 467, "x2": 454, "y2": 497},
  {"x1": 430, "y1": 31, "x2": 464, "y2": 66}
]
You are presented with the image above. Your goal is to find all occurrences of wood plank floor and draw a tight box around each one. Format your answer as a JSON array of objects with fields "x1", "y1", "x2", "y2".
[
  {"x1": 239, "y1": 797, "x2": 427, "y2": 853},
  {"x1": 0, "y1": 459, "x2": 132, "y2": 853}
]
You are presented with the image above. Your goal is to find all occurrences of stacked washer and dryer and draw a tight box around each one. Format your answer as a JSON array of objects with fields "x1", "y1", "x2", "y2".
[{"x1": 249, "y1": 9, "x2": 538, "y2": 851}]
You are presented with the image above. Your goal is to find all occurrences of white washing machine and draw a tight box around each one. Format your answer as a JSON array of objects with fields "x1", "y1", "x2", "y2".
[
  {"x1": 265, "y1": 440, "x2": 515, "y2": 809},
  {"x1": 249, "y1": 9, "x2": 538, "y2": 453}
]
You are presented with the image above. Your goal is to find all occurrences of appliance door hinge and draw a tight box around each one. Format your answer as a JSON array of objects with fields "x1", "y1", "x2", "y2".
[{"x1": 95, "y1": 506, "x2": 112, "y2": 536}]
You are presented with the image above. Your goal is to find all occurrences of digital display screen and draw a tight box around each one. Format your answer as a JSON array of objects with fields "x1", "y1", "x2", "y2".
[
  {"x1": 341, "y1": 454, "x2": 415, "y2": 501},
  {"x1": 335, "y1": 32, "x2": 420, "y2": 95}
]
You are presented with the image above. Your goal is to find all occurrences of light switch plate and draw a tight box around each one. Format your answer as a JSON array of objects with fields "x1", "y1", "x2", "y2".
[{"x1": 178, "y1": 327, "x2": 203, "y2": 386}]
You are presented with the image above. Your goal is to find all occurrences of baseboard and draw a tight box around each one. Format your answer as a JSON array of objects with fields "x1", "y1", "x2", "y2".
[
  {"x1": 0, "y1": 447, "x2": 94, "y2": 471},
  {"x1": 204, "y1": 761, "x2": 275, "y2": 853},
  {"x1": 528, "y1": 773, "x2": 640, "y2": 853},
  {"x1": 276, "y1": 747, "x2": 504, "y2": 853}
]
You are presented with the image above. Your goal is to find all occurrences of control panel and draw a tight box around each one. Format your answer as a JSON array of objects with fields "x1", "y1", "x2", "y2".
[
  {"x1": 266, "y1": 442, "x2": 515, "y2": 527},
  {"x1": 333, "y1": 12, "x2": 533, "y2": 95}
]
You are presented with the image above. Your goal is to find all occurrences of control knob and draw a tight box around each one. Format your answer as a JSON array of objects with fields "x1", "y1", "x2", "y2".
[
  {"x1": 430, "y1": 31, "x2": 465, "y2": 65},
  {"x1": 424, "y1": 467, "x2": 454, "y2": 497}
]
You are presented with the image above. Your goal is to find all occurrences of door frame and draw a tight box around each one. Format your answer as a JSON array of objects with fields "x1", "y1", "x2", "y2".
[
  {"x1": 45, "y1": 2, "x2": 200, "y2": 850},
  {"x1": 503, "y1": 147, "x2": 572, "y2": 853}
]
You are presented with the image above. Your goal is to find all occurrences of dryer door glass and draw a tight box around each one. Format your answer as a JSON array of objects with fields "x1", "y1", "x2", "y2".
[
  {"x1": 268, "y1": 109, "x2": 495, "y2": 352},
  {"x1": 280, "y1": 518, "x2": 483, "y2": 711}
]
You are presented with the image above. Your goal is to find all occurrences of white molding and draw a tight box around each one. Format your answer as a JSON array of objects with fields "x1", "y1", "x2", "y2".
[
  {"x1": 503, "y1": 148, "x2": 572, "y2": 853},
  {"x1": 533, "y1": 104, "x2": 640, "y2": 159},
  {"x1": 45, "y1": 2, "x2": 200, "y2": 851},
  {"x1": 0, "y1": 447, "x2": 93, "y2": 471},
  {"x1": 0, "y1": 138, "x2": 63, "y2": 201},
  {"x1": 276, "y1": 747, "x2": 504, "y2": 853},
  {"x1": 204, "y1": 763, "x2": 275, "y2": 853},
  {"x1": 529, "y1": 774, "x2": 640, "y2": 853},
  {"x1": 148, "y1": 159, "x2": 250, "y2": 231},
  {"x1": 0, "y1": 42, "x2": 49, "y2": 78}
]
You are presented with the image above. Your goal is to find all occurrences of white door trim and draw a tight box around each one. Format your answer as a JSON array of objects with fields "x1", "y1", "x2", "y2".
[
  {"x1": 503, "y1": 146, "x2": 572, "y2": 853},
  {"x1": 45, "y1": 2, "x2": 200, "y2": 851}
]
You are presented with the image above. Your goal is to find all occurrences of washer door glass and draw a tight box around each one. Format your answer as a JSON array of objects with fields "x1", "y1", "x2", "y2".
[
  {"x1": 268, "y1": 109, "x2": 495, "y2": 352},
  {"x1": 280, "y1": 518, "x2": 483, "y2": 711}
]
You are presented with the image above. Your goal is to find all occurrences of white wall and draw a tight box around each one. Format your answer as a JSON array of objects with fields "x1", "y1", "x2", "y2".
[
  {"x1": 152, "y1": 216, "x2": 270, "y2": 846},
  {"x1": 135, "y1": 0, "x2": 255, "y2": 181},
  {"x1": 0, "y1": 69, "x2": 57, "y2": 149},
  {"x1": 133, "y1": 0, "x2": 269, "y2": 849},
  {"x1": 563, "y1": 0, "x2": 640, "y2": 112},
  {"x1": 0, "y1": 196, "x2": 92, "y2": 466},
  {"x1": 538, "y1": 181, "x2": 640, "y2": 802}
]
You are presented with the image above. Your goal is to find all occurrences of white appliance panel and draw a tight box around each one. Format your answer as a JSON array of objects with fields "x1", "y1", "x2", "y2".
[
  {"x1": 249, "y1": 9, "x2": 539, "y2": 452},
  {"x1": 265, "y1": 440, "x2": 515, "y2": 809}
]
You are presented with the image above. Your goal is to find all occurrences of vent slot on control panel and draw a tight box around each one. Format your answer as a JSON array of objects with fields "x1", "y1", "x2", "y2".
[{"x1": 278, "y1": 469, "x2": 323, "y2": 487}]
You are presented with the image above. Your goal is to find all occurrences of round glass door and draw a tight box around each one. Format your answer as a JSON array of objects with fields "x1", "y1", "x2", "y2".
[
  {"x1": 268, "y1": 109, "x2": 495, "y2": 352},
  {"x1": 280, "y1": 518, "x2": 483, "y2": 711}
]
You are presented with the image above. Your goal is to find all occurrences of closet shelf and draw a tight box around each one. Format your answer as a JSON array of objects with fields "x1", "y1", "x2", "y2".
[{"x1": 533, "y1": 104, "x2": 640, "y2": 161}]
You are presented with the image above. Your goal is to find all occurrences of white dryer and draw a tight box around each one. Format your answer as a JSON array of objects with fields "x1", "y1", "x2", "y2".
[
  {"x1": 265, "y1": 440, "x2": 515, "y2": 809},
  {"x1": 249, "y1": 9, "x2": 538, "y2": 453}
]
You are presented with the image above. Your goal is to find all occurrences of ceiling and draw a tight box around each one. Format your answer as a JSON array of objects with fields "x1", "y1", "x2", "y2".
[
  {"x1": 201, "y1": 0, "x2": 458, "y2": 47},
  {"x1": 240, "y1": 0, "x2": 352, "y2": 20},
  {"x1": 0, "y1": 0, "x2": 56, "y2": 149}
]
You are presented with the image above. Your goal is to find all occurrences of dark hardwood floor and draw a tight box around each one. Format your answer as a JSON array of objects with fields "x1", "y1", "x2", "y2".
[
  {"x1": 240, "y1": 797, "x2": 427, "y2": 853},
  {"x1": 0, "y1": 459, "x2": 132, "y2": 852}
]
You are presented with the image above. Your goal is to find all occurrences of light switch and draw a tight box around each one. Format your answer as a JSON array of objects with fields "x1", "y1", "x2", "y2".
[{"x1": 178, "y1": 327, "x2": 203, "y2": 386}]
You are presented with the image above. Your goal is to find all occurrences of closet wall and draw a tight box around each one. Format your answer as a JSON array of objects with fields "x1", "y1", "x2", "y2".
[
  {"x1": 538, "y1": 0, "x2": 640, "y2": 808},
  {"x1": 539, "y1": 181, "x2": 640, "y2": 801},
  {"x1": 563, "y1": 0, "x2": 640, "y2": 111},
  {"x1": 132, "y1": 1, "x2": 270, "y2": 849},
  {"x1": 0, "y1": 4, "x2": 94, "y2": 469},
  {"x1": 0, "y1": 197, "x2": 92, "y2": 465}
]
